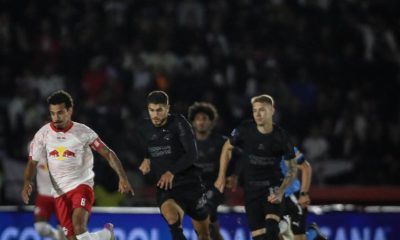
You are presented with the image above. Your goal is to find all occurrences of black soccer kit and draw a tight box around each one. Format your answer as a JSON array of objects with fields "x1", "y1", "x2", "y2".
[
  {"x1": 229, "y1": 120, "x2": 295, "y2": 232},
  {"x1": 195, "y1": 133, "x2": 226, "y2": 222},
  {"x1": 137, "y1": 114, "x2": 208, "y2": 220}
]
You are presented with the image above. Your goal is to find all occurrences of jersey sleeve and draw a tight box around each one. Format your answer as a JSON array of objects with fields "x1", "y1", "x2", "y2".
[
  {"x1": 82, "y1": 125, "x2": 107, "y2": 152},
  {"x1": 229, "y1": 124, "x2": 244, "y2": 147},
  {"x1": 229, "y1": 147, "x2": 244, "y2": 176},
  {"x1": 169, "y1": 115, "x2": 197, "y2": 175},
  {"x1": 29, "y1": 131, "x2": 46, "y2": 162},
  {"x1": 86, "y1": 126, "x2": 99, "y2": 145},
  {"x1": 280, "y1": 129, "x2": 295, "y2": 161}
]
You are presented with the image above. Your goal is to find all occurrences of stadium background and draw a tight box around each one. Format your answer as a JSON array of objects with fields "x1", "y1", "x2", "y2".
[{"x1": 0, "y1": 0, "x2": 399, "y2": 239}]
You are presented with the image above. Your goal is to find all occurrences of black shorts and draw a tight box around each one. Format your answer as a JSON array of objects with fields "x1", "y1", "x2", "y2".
[
  {"x1": 156, "y1": 175, "x2": 208, "y2": 221},
  {"x1": 283, "y1": 193, "x2": 307, "y2": 235},
  {"x1": 204, "y1": 184, "x2": 224, "y2": 223},
  {"x1": 244, "y1": 192, "x2": 284, "y2": 232}
]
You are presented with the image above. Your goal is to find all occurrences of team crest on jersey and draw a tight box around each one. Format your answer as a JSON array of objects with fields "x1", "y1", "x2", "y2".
[
  {"x1": 49, "y1": 146, "x2": 76, "y2": 160},
  {"x1": 257, "y1": 144, "x2": 265, "y2": 150},
  {"x1": 163, "y1": 133, "x2": 172, "y2": 141}
]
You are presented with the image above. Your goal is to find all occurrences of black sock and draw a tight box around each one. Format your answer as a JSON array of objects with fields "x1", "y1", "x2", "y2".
[
  {"x1": 168, "y1": 219, "x2": 186, "y2": 240},
  {"x1": 265, "y1": 219, "x2": 279, "y2": 240}
]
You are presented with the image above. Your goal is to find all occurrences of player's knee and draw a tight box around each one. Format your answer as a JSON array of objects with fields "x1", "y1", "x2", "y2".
[
  {"x1": 265, "y1": 218, "x2": 280, "y2": 240},
  {"x1": 163, "y1": 212, "x2": 181, "y2": 225},
  {"x1": 34, "y1": 222, "x2": 52, "y2": 236},
  {"x1": 161, "y1": 202, "x2": 183, "y2": 226}
]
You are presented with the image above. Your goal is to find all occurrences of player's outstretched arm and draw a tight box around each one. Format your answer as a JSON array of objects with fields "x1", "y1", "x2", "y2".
[
  {"x1": 21, "y1": 160, "x2": 38, "y2": 204},
  {"x1": 97, "y1": 146, "x2": 134, "y2": 196},
  {"x1": 214, "y1": 140, "x2": 234, "y2": 193}
]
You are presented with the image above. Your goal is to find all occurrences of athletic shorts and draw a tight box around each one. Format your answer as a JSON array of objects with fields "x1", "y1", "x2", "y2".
[
  {"x1": 34, "y1": 194, "x2": 56, "y2": 220},
  {"x1": 55, "y1": 184, "x2": 94, "y2": 238},
  {"x1": 157, "y1": 175, "x2": 208, "y2": 221},
  {"x1": 244, "y1": 192, "x2": 284, "y2": 232},
  {"x1": 283, "y1": 193, "x2": 307, "y2": 235},
  {"x1": 204, "y1": 185, "x2": 224, "y2": 222}
]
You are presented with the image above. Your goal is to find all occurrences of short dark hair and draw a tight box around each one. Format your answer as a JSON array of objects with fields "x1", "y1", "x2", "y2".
[
  {"x1": 147, "y1": 91, "x2": 169, "y2": 105},
  {"x1": 47, "y1": 90, "x2": 74, "y2": 109},
  {"x1": 188, "y1": 102, "x2": 218, "y2": 123}
]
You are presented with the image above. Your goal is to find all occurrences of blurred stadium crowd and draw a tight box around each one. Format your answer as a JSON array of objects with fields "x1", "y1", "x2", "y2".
[{"x1": 0, "y1": 0, "x2": 399, "y2": 205}]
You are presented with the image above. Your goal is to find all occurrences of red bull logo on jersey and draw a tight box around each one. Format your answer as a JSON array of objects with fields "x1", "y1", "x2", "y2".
[{"x1": 48, "y1": 147, "x2": 76, "y2": 160}]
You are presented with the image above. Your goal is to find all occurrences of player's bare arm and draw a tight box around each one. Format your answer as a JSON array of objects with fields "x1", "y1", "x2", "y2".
[
  {"x1": 21, "y1": 160, "x2": 38, "y2": 204},
  {"x1": 214, "y1": 139, "x2": 234, "y2": 193},
  {"x1": 97, "y1": 145, "x2": 134, "y2": 196},
  {"x1": 298, "y1": 160, "x2": 312, "y2": 207},
  {"x1": 269, "y1": 158, "x2": 297, "y2": 204}
]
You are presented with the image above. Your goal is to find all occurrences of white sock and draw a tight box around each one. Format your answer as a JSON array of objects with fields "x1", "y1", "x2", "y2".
[
  {"x1": 91, "y1": 229, "x2": 111, "y2": 240},
  {"x1": 279, "y1": 217, "x2": 294, "y2": 240},
  {"x1": 34, "y1": 222, "x2": 60, "y2": 239},
  {"x1": 76, "y1": 231, "x2": 94, "y2": 240}
]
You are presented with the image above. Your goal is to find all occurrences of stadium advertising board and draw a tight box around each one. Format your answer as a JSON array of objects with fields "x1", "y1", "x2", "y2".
[{"x1": 0, "y1": 207, "x2": 399, "y2": 240}]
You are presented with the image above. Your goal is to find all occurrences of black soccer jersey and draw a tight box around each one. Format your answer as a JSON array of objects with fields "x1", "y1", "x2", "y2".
[
  {"x1": 137, "y1": 114, "x2": 200, "y2": 181},
  {"x1": 195, "y1": 133, "x2": 227, "y2": 185},
  {"x1": 230, "y1": 120, "x2": 295, "y2": 194}
]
